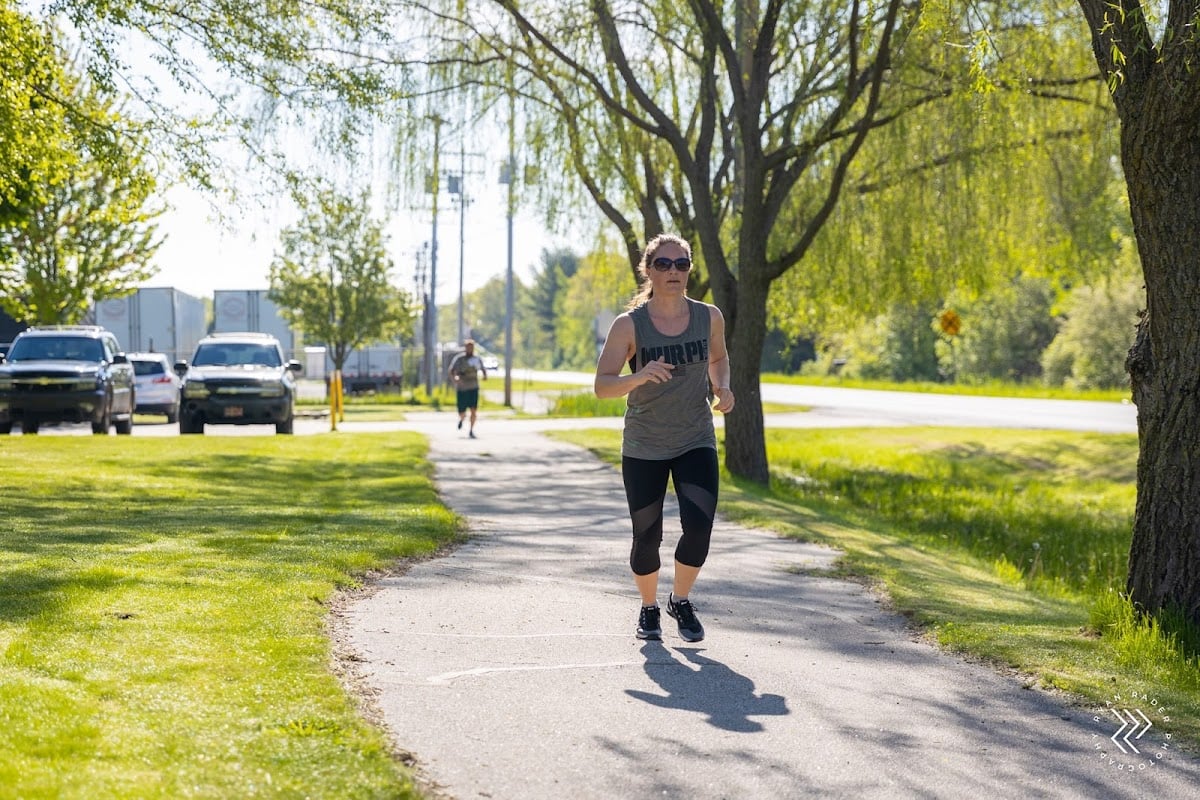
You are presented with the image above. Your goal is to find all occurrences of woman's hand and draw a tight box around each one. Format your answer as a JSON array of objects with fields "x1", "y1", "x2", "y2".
[
  {"x1": 712, "y1": 386, "x2": 735, "y2": 413},
  {"x1": 638, "y1": 357, "x2": 675, "y2": 385}
]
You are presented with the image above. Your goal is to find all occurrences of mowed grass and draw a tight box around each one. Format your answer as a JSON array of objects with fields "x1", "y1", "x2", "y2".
[
  {"x1": 545, "y1": 390, "x2": 805, "y2": 417},
  {"x1": 0, "y1": 433, "x2": 462, "y2": 799},
  {"x1": 550, "y1": 426, "x2": 1200, "y2": 751}
]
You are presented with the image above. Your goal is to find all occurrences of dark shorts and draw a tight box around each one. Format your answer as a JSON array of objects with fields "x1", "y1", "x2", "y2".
[{"x1": 456, "y1": 388, "x2": 479, "y2": 413}]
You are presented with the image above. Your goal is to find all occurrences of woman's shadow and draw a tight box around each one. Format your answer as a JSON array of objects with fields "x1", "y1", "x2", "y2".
[{"x1": 625, "y1": 641, "x2": 788, "y2": 732}]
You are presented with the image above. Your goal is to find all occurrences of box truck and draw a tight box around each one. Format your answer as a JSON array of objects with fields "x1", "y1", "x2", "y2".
[
  {"x1": 323, "y1": 343, "x2": 404, "y2": 393},
  {"x1": 93, "y1": 287, "x2": 207, "y2": 363},
  {"x1": 212, "y1": 290, "x2": 298, "y2": 359}
]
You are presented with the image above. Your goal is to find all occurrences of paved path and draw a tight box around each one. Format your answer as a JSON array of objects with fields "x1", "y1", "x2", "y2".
[{"x1": 337, "y1": 413, "x2": 1198, "y2": 799}]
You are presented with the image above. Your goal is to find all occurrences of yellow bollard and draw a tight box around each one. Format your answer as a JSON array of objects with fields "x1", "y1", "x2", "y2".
[
  {"x1": 337, "y1": 371, "x2": 345, "y2": 423},
  {"x1": 330, "y1": 370, "x2": 341, "y2": 432}
]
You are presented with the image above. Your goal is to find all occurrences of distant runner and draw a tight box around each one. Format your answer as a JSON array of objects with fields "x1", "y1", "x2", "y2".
[{"x1": 448, "y1": 339, "x2": 488, "y2": 439}]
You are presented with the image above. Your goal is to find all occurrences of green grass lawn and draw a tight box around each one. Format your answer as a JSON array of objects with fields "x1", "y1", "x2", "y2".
[
  {"x1": 10, "y1": 417, "x2": 1195, "y2": 793},
  {"x1": 0, "y1": 433, "x2": 462, "y2": 799},
  {"x1": 550, "y1": 426, "x2": 1200, "y2": 752}
]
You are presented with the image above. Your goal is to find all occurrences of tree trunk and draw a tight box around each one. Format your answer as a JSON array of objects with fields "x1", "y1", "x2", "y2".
[
  {"x1": 721, "y1": 272, "x2": 770, "y2": 485},
  {"x1": 1120, "y1": 109, "x2": 1200, "y2": 626}
]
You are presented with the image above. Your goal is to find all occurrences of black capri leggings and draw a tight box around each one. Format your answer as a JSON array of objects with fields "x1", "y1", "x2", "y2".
[{"x1": 621, "y1": 447, "x2": 720, "y2": 576}]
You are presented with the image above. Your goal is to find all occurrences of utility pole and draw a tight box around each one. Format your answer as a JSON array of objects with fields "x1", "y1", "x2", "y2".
[
  {"x1": 503, "y1": 90, "x2": 516, "y2": 408},
  {"x1": 448, "y1": 147, "x2": 484, "y2": 348},
  {"x1": 457, "y1": 144, "x2": 467, "y2": 346},
  {"x1": 415, "y1": 243, "x2": 429, "y2": 388},
  {"x1": 426, "y1": 116, "x2": 443, "y2": 396}
]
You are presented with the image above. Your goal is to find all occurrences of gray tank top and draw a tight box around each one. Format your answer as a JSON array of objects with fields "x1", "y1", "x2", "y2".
[{"x1": 623, "y1": 298, "x2": 716, "y2": 459}]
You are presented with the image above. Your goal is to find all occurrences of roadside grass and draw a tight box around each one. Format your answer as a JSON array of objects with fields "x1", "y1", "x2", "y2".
[
  {"x1": 549, "y1": 426, "x2": 1200, "y2": 751},
  {"x1": 299, "y1": 385, "x2": 456, "y2": 410},
  {"x1": 509, "y1": 379, "x2": 593, "y2": 393},
  {"x1": 545, "y1": 390, "x2": 805, "y2": 417},
  {"x1": 547, "y1": 392, "x2": 626, "y2": 417},
  {"x1": 0, "y1": 434, "x2": 462, "y2": 799},
  {"x1": 762, "y1": 372, "x2": 1131, "y2": 403}
]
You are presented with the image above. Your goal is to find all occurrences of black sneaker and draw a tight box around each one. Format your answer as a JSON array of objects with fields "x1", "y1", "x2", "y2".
[
  {"x1": 667, "y1": 593, "x2": 704, "y2": 642},
  {"x1": 636, "y1": 605, "x2": 662, "y2": 640},
  {"x1": 457, "y1": 418, "x2": 463, "y2": 430}
]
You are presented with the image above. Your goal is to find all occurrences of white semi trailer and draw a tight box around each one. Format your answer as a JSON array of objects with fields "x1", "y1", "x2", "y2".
[
  {"x1": 94, "y1": 287, "x2": 207, "y2": 363},
  {"x1": 212, "y1": 290, "x2": 298, "y2": 359}
]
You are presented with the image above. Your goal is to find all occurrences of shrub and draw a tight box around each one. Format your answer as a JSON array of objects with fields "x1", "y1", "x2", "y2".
[{"x1": 1041, "y1": 276, "x2": 1142, "y2": 390}]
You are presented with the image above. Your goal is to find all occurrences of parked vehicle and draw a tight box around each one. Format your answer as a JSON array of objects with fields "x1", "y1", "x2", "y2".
[
  {"x1": 326, "y1": 344, "x2": 404, "y2": 393},
  {"x1": 175, "y1": 332, "x2": 302, "y2": 435},
  {"x1": 129, "y1": 352, "x2": 182, "y2": 422},
  {"x1": 212, "y1": 290, "x2": 297, "y2": 359},
  {"x1": 477, "y1": 347, "x2": 501, "y2": 372},
  {"x1": 0, "y1": 307, "x2": 26, "y2": 352},
  {"x1": 445, "y1": 341, "x2": 500, "y2": 372},
  {"x1": 0, "y1": 326, "x2": 135, "y2": 435},
  {"x1": 93, "y1": 287, "x2": 207, "y2": 367}
]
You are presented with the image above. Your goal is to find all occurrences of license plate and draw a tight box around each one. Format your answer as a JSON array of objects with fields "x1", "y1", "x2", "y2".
[{"x1": 224, "y1": 406, "x2": 244, "y2": 418}]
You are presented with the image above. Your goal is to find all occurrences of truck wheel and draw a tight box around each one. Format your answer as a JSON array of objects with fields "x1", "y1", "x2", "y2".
[
  {"x1": 0, "y1": 422, "x2": 12, "y2": 435},
  {"x1": 114, "y1": 414, "x2": 133, "y2": 435},
  {"x1": 92, "y1": 399, "x2": 112, "y2": 434},
  {"x1": 166, "y1": 402, "x2": 179, "y2": 424},
  {"x1": 179, "y1": 413, "x2": 204, "y2": 434},
  {"x1": 23, "y1": 420, "x2": 39, "y2": 434},
  {"x1": 276, "y1": 414, "x2": 294, "y2": 435}
]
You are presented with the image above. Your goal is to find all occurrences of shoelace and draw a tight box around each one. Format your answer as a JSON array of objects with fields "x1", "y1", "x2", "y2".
[
  {"x1": 641, "y1": 607, "x2": 660, "y2": 627},
  {"x1": 673, "y1": 599, "x2": 699, "y2": 629}
]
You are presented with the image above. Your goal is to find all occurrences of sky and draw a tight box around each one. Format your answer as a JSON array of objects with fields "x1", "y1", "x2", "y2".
[
  {"x1": 120, "y1": 26, "x2": 566, "y2": 306},
  {"x1": 147, "y1": 171, "x2": 559, "y2": 306}
]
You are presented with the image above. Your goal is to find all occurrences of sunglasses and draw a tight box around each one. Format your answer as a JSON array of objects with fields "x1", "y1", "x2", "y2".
[{"x1": 651, "y1": 257, "x2": 692, "y2": 272}]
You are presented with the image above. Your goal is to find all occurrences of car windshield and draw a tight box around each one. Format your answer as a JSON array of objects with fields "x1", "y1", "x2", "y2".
[
  {"x1": 192, "y1": 343, "x2": 282, "y2": 367},
  {"x1": 7, "y1": 336, "x2": 103, "y2": 362}
]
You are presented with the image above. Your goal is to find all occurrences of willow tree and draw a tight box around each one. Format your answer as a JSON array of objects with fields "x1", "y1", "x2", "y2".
[
  {"x1": 1069, "y1": 0, "x2": 1200, "y2": 625},
  {"x1": 772, "y1": 4, "x2": 1124, "y2": 348},
  {"x1": 415, "y1": 0, "x2": 922, "y2": 482},
  {"x1": 32, "y1": 0, "x2": 402, "y2": 195}
]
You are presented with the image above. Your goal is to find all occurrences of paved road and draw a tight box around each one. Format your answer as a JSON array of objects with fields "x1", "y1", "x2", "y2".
[
  {"x1": 335, "y1": 413, "x2": 1196, "y2": 800},
  {"x1": 513, "y1": 369, "x2": 1139, "y2": 433},
  {"x1": 8, "y1": 373, "x2": 1136, "y2": 437}
]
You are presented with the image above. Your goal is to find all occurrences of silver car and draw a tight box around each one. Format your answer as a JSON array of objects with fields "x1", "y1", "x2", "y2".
[{"x1": 129, "y1": 352, "x2": 182, "y2": 422}]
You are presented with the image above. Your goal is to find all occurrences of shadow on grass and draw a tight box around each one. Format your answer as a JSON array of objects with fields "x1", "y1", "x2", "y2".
[
  {"x1": 722, "y1": 474, "x2": 1086, "y2": 630},
  {"x1": 763, "y1": 430, "x2": 1137, "y2": 596},
  {"x1": 0, "y1": 566, "x2": 126, "y2": 622},
  {"x1": 0, "y1": 435, "x2": 460, "y2": 623}
]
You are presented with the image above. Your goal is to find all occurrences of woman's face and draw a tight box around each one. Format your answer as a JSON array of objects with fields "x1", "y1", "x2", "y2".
[{"x1": 647, "y1": 241, "x2": 691, "y2": 296}]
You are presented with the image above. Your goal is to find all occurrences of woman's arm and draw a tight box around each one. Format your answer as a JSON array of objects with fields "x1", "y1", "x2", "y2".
[
  {"x1": 594, "y1": 314, "x2": 675, "y2": 398},
  {"x1": 707, "y1": 305, "x2": 735, "y2": 413}
]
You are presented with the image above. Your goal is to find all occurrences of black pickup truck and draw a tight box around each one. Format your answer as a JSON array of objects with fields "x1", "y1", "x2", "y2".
[{"x1": 0, "y1": 326, "x2": 135, "y2": 435}]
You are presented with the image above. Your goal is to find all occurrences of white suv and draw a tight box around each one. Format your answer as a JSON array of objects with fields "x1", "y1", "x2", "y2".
[{"x1": 129, "y1": 352, "x2": 183, "y2": 423}]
